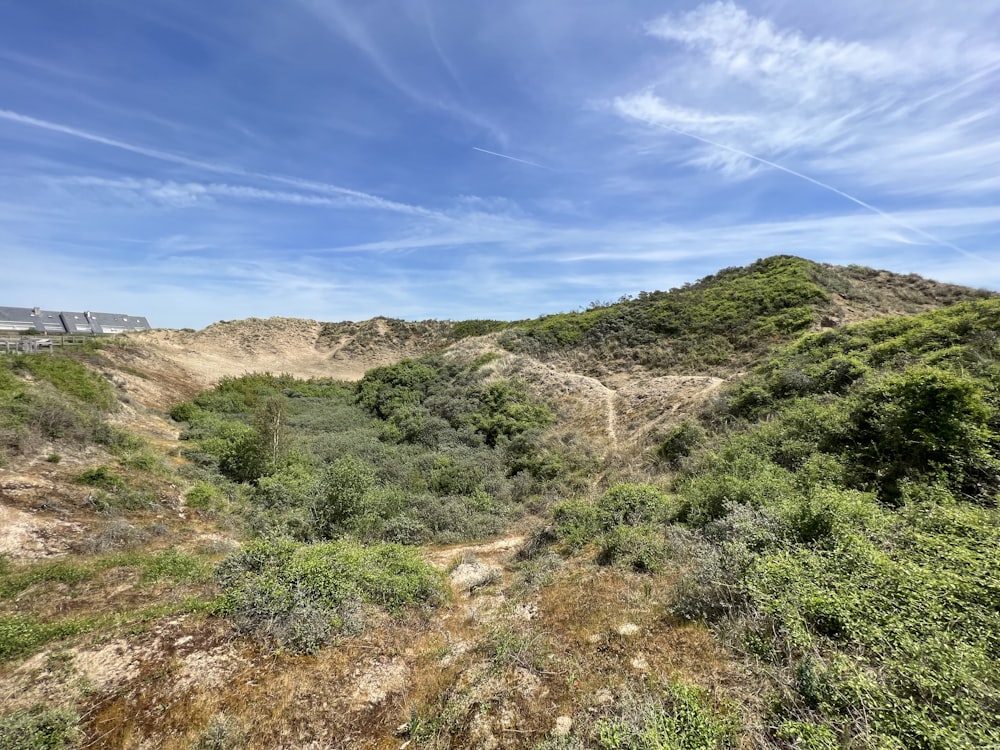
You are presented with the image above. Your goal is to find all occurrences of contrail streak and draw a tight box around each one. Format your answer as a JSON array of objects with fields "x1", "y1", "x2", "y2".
[
  {"x1": 653, "y1": 119, "x2": 988, "y2": 263},
  {"x1": 0, "y1": 108, "x2": 435, "y2": 217},
  {"x1": 473, "y1": 146, "x2": 549, "y2": 169}
]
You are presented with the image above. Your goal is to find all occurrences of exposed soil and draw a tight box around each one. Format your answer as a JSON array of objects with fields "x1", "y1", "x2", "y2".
[{"x1": 101, "y1": 317, "x2": 457, "y2": 410}]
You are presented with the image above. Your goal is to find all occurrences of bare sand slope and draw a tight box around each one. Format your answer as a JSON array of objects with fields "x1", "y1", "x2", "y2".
[
  {"x1": 102, "y1": 317, "x2": 456, "y2": 408},
  {"x1": 100, "y1": 316, "x2": 728, "y2": 457}
]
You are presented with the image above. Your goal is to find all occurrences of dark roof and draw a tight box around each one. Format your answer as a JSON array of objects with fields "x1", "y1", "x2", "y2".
[
  {"x1": 0, "y1": 306, "x2": 40, "y2": 331},
  {"x1": 60, "y1": 311, "x2": 93, "y2": 332},
  {"x1": 33, "y1": 309, "x2": 65, "y2": 332},
  {"x1": 1, "y1": 306, "x2": 152, "y2": 334}
]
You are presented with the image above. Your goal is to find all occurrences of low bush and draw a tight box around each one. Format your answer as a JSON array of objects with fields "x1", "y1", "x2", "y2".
[
  {"x1": 597, "y1": 483, "x2": 671, "y2": 528},
  {"x1": 593, "y1": 682, "x2": 739, "y2": 750},
  {"x1": 0, "y1": 615, "x2": 93, "y2": 662},
  {"x1": 185, "y1": 481, "x2": 226, "y2": 511},
  {"x1": 0, "y1": 706, "x2": 80, "y2": 750},
  {"x1": 656, "y1": 421, "x2": 706, "y2": 468},
  {"x1": 213, "y1": 539, "x2": 445, "y2": 653},
  {"x1": 551, "y1": 499, "x2": 601, "y2": 551},
  {"x1": 598, "y1": 524, "x2": 671, "y2": 573}
]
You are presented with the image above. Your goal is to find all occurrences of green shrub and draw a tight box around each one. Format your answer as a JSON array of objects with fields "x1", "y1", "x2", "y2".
[
  {"x1": 597, "y1": 483, "x2": 671, "y2": 528},
  {"x1": 186, "y1": 481, "x2": 225, "y2": 511},
  {"x1": 598, "y1": 524, "x2": 671, "y2": 573},
  {"x1": 169, "y1": 401, "x2": 201, "y2": 423},
  {"x1": 75, "y1": 465, "x2": 126, "y2": 491},
  {"x1": 0, "y1": 706, "x2": 80, "y2": 750},
  {"x1": 463, "y1": 380, "x2": 553, "y2": 446},
  {"x1": 594, "y1": 682, "x2": 738, "y2": 750},
  {"x1": 552, "y1": 499, "x2": 601, "y2": 550},
  {"x1": 657, "y1": 421, "x2": 706, "y2": 468},
  {"x1": 678, "y1": 455, "x2": 797, "y2": 524},
  {"x1": 357, "y1": 360, "x2": 438, "y2": 420},
  {"x1": 214, "y1": 539, "x2": 444, "y2": 653},
  {"x1": 844, "y1": 367, "x2": 1000, "y2": 502},
  {"x1": 450, "y1": 320, "x2": 510, "y2": 339},
  {"x1": 313, "y1": 455, "x2": 377, "y2": 538}
]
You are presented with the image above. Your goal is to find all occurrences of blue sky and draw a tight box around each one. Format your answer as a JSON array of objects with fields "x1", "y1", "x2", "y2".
[{"x1": 1, "y1": 0, "x2": 999, "y2": 329}]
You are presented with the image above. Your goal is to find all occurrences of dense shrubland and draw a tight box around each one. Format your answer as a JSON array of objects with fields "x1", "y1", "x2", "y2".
[
  {"x1": 500, "y1": 256, "x2": 993, "y2": 375},
  {"x1": 503, "y1": 255, "x2": 827, "y2": 373},
  {"x1": 547, "y1": 298, "x2": 1000, "y2": 748},
  {"x1": 171, "y1": 354, "x2": 562, "y2": 546},
  {"x1": 167, "y1": 356, "x2": 568, "y2": 653}
]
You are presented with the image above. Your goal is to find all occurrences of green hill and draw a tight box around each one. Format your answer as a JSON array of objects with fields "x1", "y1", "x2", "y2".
[
  {"x1": 545, "y1": 297, "x2": 1000, "y2": 748},
  {"x1": 502, "y1": 255, "x2": 994, "y2": 374}
]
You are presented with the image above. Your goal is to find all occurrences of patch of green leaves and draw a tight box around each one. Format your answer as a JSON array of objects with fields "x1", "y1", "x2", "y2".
[
  {"x1": 0, "y1": 706, "x2": 80, "y2": 750},
  {"x1": 213, "y1": 538, "x2": 445, "y2": 653},
  {"x1": 594, "y1": 682, "x2": 739, "y2": 750},
  {"x1": 0, "y1": 615, "x2": 95, "y2": 662}
]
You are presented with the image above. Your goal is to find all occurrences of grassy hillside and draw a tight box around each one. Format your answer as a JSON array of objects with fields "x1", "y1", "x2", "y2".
[
  {"x1": 502, "y1": 255, "x2": 994, "y2": 374},
  {"x1": 545, "y1": 298, "x2": 1000, "y2": 748}
]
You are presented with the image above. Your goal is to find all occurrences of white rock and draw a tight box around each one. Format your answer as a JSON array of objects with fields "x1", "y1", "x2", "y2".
[
  {"x1": 449, "y1": 561, "x2": 503, "y2": 592},
  {"x1": 554, "y1": 716, "x2": 573, "y2": 736}
]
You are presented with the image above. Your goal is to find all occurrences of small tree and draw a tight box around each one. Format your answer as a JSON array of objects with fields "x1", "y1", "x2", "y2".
[
  {"x1": 254, "y1": 397, "x2": 289, "y2": 469},
  {"x1": 313, "y1": 455, "x2": 377, "y2": 537}
]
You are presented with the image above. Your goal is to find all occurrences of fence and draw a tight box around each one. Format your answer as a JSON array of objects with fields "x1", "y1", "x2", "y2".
[{"x1": 0, "y1": 335, "x2": 94, "y2": 354}]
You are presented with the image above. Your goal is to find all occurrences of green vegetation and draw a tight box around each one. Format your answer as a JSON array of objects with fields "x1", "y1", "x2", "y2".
[
  {"x1": 7, "y1": 354, "x2": 116, "y2": 410},
  {"x1": 0, "y1": 614, "x2": 95, "y2": 662},
  {"x1": 501, "y1": 256, "x2": 992, "y2": 374},
  {"x1": 450, "y1": 319, "x2": 510, "y2": 339},
  {"x1": 593, "y1": 683, "x2": 738, "y2": 750},
  {"x1": 172, "y1": 357, "x2": 560, "y2": 544},
  {"x1": 663, "y1": 298, "x2": 1000, "y2": 748},
  {"x1": 504, "y1": 256, "x2": 830, "y2": 371},
  {"x1": 552, "y1": 484, "x2": 674, "y2": 571},
  {"x1": 0, "y1": 551, "x2": 212, "y2": 603},
  {"x1": 213, "y1": 538, "x2": 444, "y2": 653},
  {"x1": 0, "y1": 706, "x2": 79, "y2": 750},
  {"x1": 0, "y1": 353, "x2": 119, "y2": 457}
]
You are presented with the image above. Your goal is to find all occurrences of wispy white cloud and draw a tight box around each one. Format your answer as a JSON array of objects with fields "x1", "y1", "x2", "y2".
[
  {"x1": 0, "y1": 108, "x2": 435, "y2": 216},
  {"x1": 611, "y1": 91, "x2": 990, "y2": 263},
  {"x1": 292, "y1": 0, "x2": 507, "y2": 144},
  {"x1": 2, "y1": 1, "x2": 997, "y2": 329},
  {"x1": 57, "y1": 175, "x2": 414, "y2": 211},
  {"x1": 612, "y1": 2, "x2": 1000, "y2": 197}
]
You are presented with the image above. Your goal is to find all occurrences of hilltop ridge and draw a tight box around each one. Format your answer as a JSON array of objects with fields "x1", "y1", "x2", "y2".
[{"x1": 98, "y1": 256, "x2": 995, "y2": 412}]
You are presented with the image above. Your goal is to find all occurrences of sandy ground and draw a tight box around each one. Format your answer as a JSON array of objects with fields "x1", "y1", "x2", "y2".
[{"x1": 101, "y1": 317, "x2": 455, "y2": 409}]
